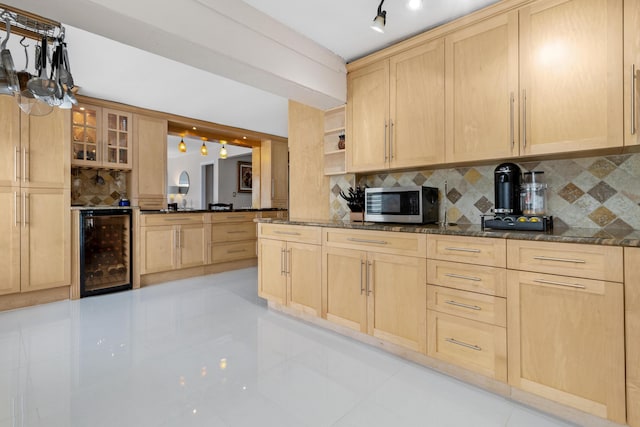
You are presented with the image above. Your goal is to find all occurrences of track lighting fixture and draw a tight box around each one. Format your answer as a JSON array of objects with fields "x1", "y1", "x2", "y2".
[
  {"x1": 371, "y1": 0, "x2": 386, "y2": 33},
  {"x1": 178, "y1": 138, "x2": 187, "y2": 153}
]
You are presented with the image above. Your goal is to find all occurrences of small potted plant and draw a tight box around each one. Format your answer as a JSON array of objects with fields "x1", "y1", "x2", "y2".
[{"x1": 339, "y1": 186, "x2": 366, "y2": 222}]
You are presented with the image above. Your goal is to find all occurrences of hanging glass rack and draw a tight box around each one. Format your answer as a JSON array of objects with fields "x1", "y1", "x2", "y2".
[{"x1": 0, "y1": 4, "x2": 64, "y2": 41}]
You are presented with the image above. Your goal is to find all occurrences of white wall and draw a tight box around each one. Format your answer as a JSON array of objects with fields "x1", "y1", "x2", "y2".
[
  {"x1": 218, "y1": 154, "x2": 253, "y2": 208},
  {"x1": 167, "y1": 135, "x2": 253, "y2": 209}
]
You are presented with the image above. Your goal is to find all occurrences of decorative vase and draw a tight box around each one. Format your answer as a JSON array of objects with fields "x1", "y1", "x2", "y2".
[{"x1": 338, "y1": 134, "x2": 345, "y2": 150}]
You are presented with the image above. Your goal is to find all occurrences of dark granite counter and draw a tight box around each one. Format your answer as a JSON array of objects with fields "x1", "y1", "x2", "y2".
[
  {"x1": 256, "y1": 218, "x2": 640, "y2": 248},
  {"x1": 140, "y1": 208, "x2": 286, "y2": 215}
]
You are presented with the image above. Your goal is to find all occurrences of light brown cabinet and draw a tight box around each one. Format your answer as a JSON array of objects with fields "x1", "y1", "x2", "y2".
[
  {"x1": 139, "y1": 214, "x2": 207, "y2": 274},
  {"x1": 132, "y1": 114, "x2": 167, "y2": 210},
  {"x1": 0, "y1": 97, "x2": 70, "y2": 296},
  {"x1": 347, "y1": 40, "x2": 445, "y2": 172},
  {"x1": 71, "y1": 104, "x2": 133, "y2": 169},
  {"x1": 210, "y1": 212, "x2": 258, "y2": 264},
  {"x1": 625, "y1": 0, "x2": 640, "y2": 147},
  {"x1": 258, "y1": 224, "x2": 322, "y2": 316},
  {"x1": 625, "y1": 248, "x2": 640, "y2": 427},
  {"x1": 507, "y1": 241, "x2": 626, "y2": 423},
  {"x1": 323, "y1": 229, "x2": 427, "y2": 353},
  {"x1": 259, "y1": 140, "x2": 288, "y2": 209}
]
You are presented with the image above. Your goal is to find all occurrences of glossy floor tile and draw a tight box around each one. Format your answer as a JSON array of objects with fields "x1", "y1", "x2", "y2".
[{"x1": 0, "y1": 268, "x2": 577, "y2": 427}]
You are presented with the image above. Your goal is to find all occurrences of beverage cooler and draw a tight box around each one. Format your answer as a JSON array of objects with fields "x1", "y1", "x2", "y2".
[{"x1": 79, "y1": 208, "x2": 132, "y2": 297}]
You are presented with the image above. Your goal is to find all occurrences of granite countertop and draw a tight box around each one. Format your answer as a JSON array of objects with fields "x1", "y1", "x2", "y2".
[
  {"x1": 140, "y1": 208, "x2": 286, "y2": 214},
  {"x1": 256, "y1": 218, "x2": 640, "y2": 248}
]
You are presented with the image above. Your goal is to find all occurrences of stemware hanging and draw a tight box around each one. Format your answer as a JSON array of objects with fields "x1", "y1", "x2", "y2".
[{"x1": 0, "y1": 16, "x2": 20, "y2": 96}]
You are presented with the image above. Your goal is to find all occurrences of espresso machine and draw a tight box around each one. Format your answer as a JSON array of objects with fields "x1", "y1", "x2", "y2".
[{"x1": 481, "y1": 163, "x2": 553, "y2": 231}]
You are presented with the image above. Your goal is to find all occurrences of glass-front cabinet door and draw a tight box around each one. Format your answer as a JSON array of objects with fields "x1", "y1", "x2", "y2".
[
  {"x1": 72, "y1": 104, "x2": 100, "y2": 167},
  {"x1": 103, "y1": 109, "x2": 132, "y2": 170}
]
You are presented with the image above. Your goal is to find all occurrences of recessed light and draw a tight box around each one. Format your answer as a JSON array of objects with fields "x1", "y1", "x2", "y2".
[
  {"x1": 243, "y1": 136, "x2": 247, "y2": 139},
  {"x1": 192, "y1": 127, "x2": 197, "y2": 130},
  {"x1": 407, "y1": 0, "x2": 423, "y2": 11}
]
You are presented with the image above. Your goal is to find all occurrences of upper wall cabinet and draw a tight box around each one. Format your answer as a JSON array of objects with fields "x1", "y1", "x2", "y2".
[
  {"x1": 625, "y1": 0, "x2": 640, "y2": 147},
  {"x1": 347, "y1": 40, "x2": 445, "y2": 173},
  {"x1": 445, "y1": 12, "x2": 519, "y2": 163},
  {"x1": 519, "y1": 0, "x2": 623, "y2": 156},
  {"x1": 72, "y1": 103, "x2": 133, "y2": 170}
]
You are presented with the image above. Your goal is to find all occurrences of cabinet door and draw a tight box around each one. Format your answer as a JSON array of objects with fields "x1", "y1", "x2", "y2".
[
  {"x1": 287, "y1": 242, "x2": 322, "y2": 317},
  {"x1": 347, "y1": 60, "x2": 389, "y2": 172},
  {"x1": 507, "y1": 270, "x2": 625, "y2": 423},
  {"x1": 368, "y1": 253, "x2": 427, "y2": 353},
  {"x1": 0, "y1": 188, "x2": 20, "y2": 295},
  {"x1": 21, "y1": 188, "x2": 70, "y2": 292},
  {"x1": 323, "y1": 246, "x2": 367, "y2": 332},
  {"x1": 390, "y1": 39, "x2": 445, "y2": 168},
  {"x1": 21, "y1": 108, "x2": 70, "y2": 189},
  {"x1": 445, "y1": 12, "x2": 519, "y2": 162},
  {"x1": 0, "y1": 96, "x2": 21, "y2": 187},
  {"x1": 132, "y1": 115, "x2": 167, "y2": 209},
  {"x1": 520, "y1": 0, "x2": 623, "y2": 155},
  {"x1": 71, "y1": 104, "x2": 101, "y2": 168},
  {"x1": 258, "y1": 238, "x2": 287, "y2": 304},
  {"x1": 625, "y1": 248, "x2": 640, "y2": 427},
  {"x1": 102, "y1": 109, "x2": 133, "y2": 170},
  {"x1": 140, "y1": 225, "x2": 177, "y2": 274},
  {"x1": 178, "y1": 224, "x2": 207, "y2": 269},
  {"x1": 625, "y1": 0, "x2": 640, "y2": 147},
  {"x1": 271, "y1": 140, "x2": 289, "y2": 207}
]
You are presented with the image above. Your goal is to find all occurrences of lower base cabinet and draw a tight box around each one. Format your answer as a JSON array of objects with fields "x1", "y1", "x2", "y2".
[
  {"x1": 625, "y1": 248, "x2": 640, "y2": 427},
  {"x1": 323, "y1": 245, "x2": 427, "y2": 353},
  {"x1": 507, "y1": 270, "x2": 626, "y2": 423}
]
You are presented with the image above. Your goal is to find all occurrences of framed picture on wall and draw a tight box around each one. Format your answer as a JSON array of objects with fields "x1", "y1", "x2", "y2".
[{"x1": 238, "y1": 161, "x2": 252, "y2": 193}]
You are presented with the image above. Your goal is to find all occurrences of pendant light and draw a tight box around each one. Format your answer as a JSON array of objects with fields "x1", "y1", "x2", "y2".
[
  {"x1": 219, "y1": 142, "x2": 228, "y2": 159},
  {"x1": 200, "y1": 139, "x2": 208, "y2": 156},
  {"x1": 178, "y1": 138, "x2": 187, "y2": 153},
  {"x1": 371, "y1": 0, "x2": 386, "y2": 33}
]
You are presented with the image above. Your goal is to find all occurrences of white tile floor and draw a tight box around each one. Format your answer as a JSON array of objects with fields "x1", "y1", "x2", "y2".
[{"x1": 0, "y1": 268, "x2": 578, "y2": 427}]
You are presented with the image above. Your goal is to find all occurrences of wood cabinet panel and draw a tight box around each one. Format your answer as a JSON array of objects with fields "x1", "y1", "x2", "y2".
[
  {"x1": 178, "y1": 223, "x2": 207, "y2": 269},
  {"x1": 427, "y1": 235, "x2": 506, "y2": 267},
  {"x1": 427, "y1": 310, "x2": 507, "y2": 381},
  {"x1": 427, "y1": 285, "x2": 506, "y2": 327},
  {"x1": 519, "y1": 0, "x2": 623, "y2": 155},
  {"x1": 287, "y1": 242, "x2": 322, "y2": 316},
  {"x1": 0, "y1": 96, "x2": 21, "y2": 187},
  {"x1": 259, "y1": 223, "x2": 321, "y2": 245},
  {"x1": 427, "y1": 259, "x2": 507, "y2": 297},
  {"x1": 210, "y1": 212, "x2": 256, "y2": 223},
  {"x1": 140, "y1": 225, "x2": 177, "y2": 274},
  {"x1": 211, "y1": 241, "x2": 256, "y2": 264},
  {"x1": 625, "y1": 247, "x2": 640, "y2": 427},
  {"x1": 625, "y1": 0, "x2": 640, "y2": 147},
  {"x1": 506, "y1": 240, "x2": 623, "y2": 282},
  {"x1": 211, "y1": 222, "x2": 256, "y2": 243},
  {"x1": 445, "y1": 12, "x2": 519, "y2": 162},
  {"x1": 132, "y1": 115, "x2": 167, "y2": 210},
  {"x1": 258, "y1": 237, "x2": 286, "y2": 304},
  {"x1": 324, "y1": 228, "x2": 426, "y2": 257},
  {"x1": 0, "y1": 188, "x2": 20, "y2": 295},
  {"x1": 507, "y1": 270, "x2": 625, "y2": 423}
]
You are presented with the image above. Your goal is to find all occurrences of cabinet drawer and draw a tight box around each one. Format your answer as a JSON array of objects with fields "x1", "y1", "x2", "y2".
[
  {"x1": 141, "y1": 213, "x2": 204, "y2": 226},
  {"x1": 211, "y1": 222, "x2": 256, "y2": 242},
  {"x1": 427, "y1": 259, "x2": 506, "y2": 297},
  {"x1": 427, "y1": 285, "x2": 506, "y2": 327},
  {"x1": 507, "y1": 240, "x2": 623, "y2": 282},
  {"x1": 211, "y1": 241, "x2": 257, "y2": 263},
  {"x1": 324, "y1": 228, "x2": 426, "y2": 257},
  {"x1": 259, "y1": 224, "x2": 321, "y2": 245},
  {"x1": 427, "y1": 235, "x2": 506, "y2": 267},
  {"x1": 259, "y1": 210, "x2": 287, "y2": 219},
  {"x1": 210, "y1": 212, "x2": 257, "y2": 223},
  {"x1": 427, "y1": 310, "x2": 507, "y2": 381}
]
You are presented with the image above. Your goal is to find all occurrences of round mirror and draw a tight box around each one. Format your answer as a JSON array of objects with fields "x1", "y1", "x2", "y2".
[{"x1": 178, "y1": 171, "x2": 190, "y2": 194}]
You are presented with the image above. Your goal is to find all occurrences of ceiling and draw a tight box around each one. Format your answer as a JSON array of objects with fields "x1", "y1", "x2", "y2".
[{"x1": 1, "y1": 0, "x2": 499, "y2": 139}]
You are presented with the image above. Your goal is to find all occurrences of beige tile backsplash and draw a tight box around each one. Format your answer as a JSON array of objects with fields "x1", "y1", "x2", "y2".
[
  {"x1": 330, "y1": 153, "x2": 640, "y2": 230},
  {"x1": 71, "y1": 168, "x2": 129, "y2": 206}
]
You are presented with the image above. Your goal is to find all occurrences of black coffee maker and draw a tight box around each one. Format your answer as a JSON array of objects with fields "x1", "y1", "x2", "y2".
[{"x1": 493, "y1": 162, "x2": 521, "y2": 216}]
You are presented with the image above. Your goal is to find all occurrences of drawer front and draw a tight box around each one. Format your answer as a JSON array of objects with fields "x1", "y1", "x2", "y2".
[
  {"x1": 324, "y1": 228, "x2": 426, "y2": 257},
  {"x1": 427, "y1": 285, "x2": 506, "y2": 327},
  {"x1": 211, "y1": 241, "x2": 257, "y2": 263},
  {"x1": 427, "y1": 310, "x2": 507, "y2": 381},
  {"x1": 141, "y1": 213, "x2": 204, "y2": 227},
  {"x1": 212, "y1": 222, "x2": 256, "y2": 242},
  {"x1": 210, "y1": 212, "x2": 257, "y2": 223},
  {"x1": 427, "y1": 259, "x2": 506, "y2": 297},
  {"x1": 427, "y1": 235, "x2": 506, "y2": 267},
  {"x1": 259, "y1": 224, "x2": 321, "y2": 245},
  {"x1": 507, "y1": 240, "x2": 623, "y2": 282},
  {"x1": 259, "y1": 211, "x2": 287, "y2": 219}
]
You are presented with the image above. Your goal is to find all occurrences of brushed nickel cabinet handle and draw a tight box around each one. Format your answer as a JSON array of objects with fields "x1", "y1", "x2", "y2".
[
  {"x1": 367, "y1": 260, "x2": 373, "y2": 296},
  {"x1": 227, "y1": 230, "x2": 248, "y2": 234},
  {"x1": 280, "y1": 248, "x2": 285, "y2": 275},
  {"x1": 227, "y1": 249, "x2": 246, "y2": 254},
  {"x1": 533, "y1": 279, "x2": 586, "y2": 290},
  {"x1": 444, "y1": 273, "x2": 481, "y2": 282},
  {"x1": 445, "y1": 300, "x2": 482, "y2": 311},
  {"x1": 446, "y1": 338, "x2": 482, "y2": 351},
  {"x1": 444, "y1": 246, "x2": 480, "y2": 253},
  {"x1": 360, "y1": 260, "x2": 365, "y2": 295},
  {"x1": 14, "y1": 146, "x2": 19, "y2": 182},
  {"x1": 389, "y1": 120, "x2": 394, "y2": 161},
  {"x1": 510, "y1": 92, "x2": 515, "y2": 149},
  {"x1": 632, "y1": 64, "x2": 637, "y2": 135},
  {"x1": 22, "y1": 147, "x2": 28, "y2": 183},
  {"x1": 24, "y1": 193, "x2": 29, "y2": 226},
  {"x1": 347, "y1": 237, "x2": 388, "y2": 245},
  {"x1": 383, "y1": 120, "x2": 388, "y2": 162},
  {"x1": 533, "y1": 256, "x2": 585, "y2": 264},
  {"x1": 522, "y1": 89, "x2": 527, "y2": 149},
  {"x1": 14, "y1": 192, "x2": 19, "y2": 226},
  {"x1": 287, "y1": 248, "x2": 291, "y2": 275},
  {"x1": 163, "y1": 218, "x2": 187, "y2": 222},
  {"x1": 274, "y1": 230, "x2": 301, "y2": 236}
]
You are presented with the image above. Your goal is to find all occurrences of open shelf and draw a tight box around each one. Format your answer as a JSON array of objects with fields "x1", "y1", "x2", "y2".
[{"x1": 324, "y1": 105, "x2": 346, "y2": 176}]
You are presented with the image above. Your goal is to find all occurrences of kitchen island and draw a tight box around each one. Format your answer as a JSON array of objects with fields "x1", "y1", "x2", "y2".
[{"x1": 256, "y1": 218, "x2": 640, "y2": 427}]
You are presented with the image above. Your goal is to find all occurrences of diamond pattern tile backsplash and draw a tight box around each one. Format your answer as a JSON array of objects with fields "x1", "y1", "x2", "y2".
[
  {"x1": 330, "y1": 154, "x2": 640, "y2": 230},
  {"x1": 71, "y1": 168, "x2": 129, "y2": 206}
]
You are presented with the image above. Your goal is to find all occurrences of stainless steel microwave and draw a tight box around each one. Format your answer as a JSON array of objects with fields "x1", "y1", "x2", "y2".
[{"x1": 365, "y1": 186, "x2": 439, "y2": 224}]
